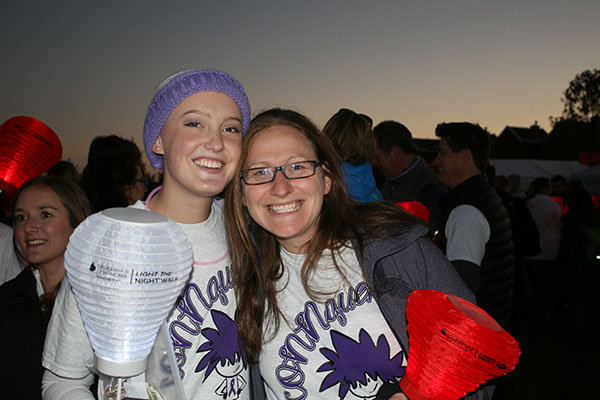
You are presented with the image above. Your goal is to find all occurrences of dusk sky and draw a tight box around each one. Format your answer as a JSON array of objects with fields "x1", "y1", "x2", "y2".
[{"x1": 2, "y1": 1, "x2": 599, "y2": 171}]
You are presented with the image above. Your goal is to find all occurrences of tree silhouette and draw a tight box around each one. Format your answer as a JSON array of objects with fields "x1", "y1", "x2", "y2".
[{"x1": 554, "y1": 69, "x2": 600, "y2": 125}]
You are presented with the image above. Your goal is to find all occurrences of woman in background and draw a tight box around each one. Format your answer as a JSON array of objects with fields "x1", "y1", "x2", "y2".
[
  {"x1": 0, "y1": 176, "x2": 91, "y2": 399},
  {"x1": 42, "y1": 69, "x2": 252, "y2": 400},
  {"x1": 323, "y1": 108, "x2": 382, "y2": 202}
]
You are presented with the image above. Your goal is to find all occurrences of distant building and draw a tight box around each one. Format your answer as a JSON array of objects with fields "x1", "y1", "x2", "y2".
[
  {"x1": 492, "y1": 124, "x2": 548, "y2": 159},
  {"x1": 543, "y1": 118, "x2": 600, "y2": 161},
  {"x1": 410, "y1": 118, "x2": 600, "y2": 165}
]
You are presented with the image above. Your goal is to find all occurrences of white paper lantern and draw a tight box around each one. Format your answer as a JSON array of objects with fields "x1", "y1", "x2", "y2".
[{"x1": 65, "y1": 207, "x2": 193, "y2": 378}]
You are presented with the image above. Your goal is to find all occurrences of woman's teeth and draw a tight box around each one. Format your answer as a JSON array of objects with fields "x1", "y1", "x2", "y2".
[
  {"x1": 194, "y1": 159, "x2": 223, "y2": 169},
  {"x1": 269, "y1": 201, "x2": 301, "y2": 213}
]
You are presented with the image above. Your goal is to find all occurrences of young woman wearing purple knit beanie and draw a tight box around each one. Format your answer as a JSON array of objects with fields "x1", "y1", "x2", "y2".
[{"x1": 41, "y1": 69, "x2": 252, "y2": 400}]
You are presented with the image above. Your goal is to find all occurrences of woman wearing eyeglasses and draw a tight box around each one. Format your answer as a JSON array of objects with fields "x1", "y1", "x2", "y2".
[{"x1": 225, "y1": 109, "x2": 492, "y2": 400}]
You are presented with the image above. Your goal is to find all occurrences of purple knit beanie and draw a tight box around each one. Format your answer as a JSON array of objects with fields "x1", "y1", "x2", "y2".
[{"x1": 143, "y1": 69, "x2": 251, "y2": 170}]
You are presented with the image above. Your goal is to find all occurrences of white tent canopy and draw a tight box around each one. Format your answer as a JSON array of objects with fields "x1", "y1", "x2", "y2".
[
  {"x1": 490, "y1": 159, "x2": 600, "y2": 194},
  {"x1": 491, "y1": 159, "x2": 588, "y2": 179}
]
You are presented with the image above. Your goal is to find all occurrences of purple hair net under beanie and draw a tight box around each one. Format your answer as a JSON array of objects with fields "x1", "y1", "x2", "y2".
[{"x1": 143, "y1": 69, "x2": 251, "y2": 170}]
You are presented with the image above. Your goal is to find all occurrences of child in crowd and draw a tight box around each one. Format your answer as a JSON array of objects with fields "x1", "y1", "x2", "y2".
[
  {"x1": 322, "y1": 108, "x2": 383, "y2": 202},
  {"x1": 41, "y1": 69, "x2": 251, "y2": 399}
]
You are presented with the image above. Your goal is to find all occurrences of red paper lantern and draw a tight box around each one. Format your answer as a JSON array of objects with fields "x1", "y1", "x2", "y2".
[
  {"x1": 400, "y1": 290, "x2": 521, "y2": 400},
  {"x1": 552, "y1": 195, "x2": 569, "y2": 216},
  {"x1": 0, "y1": 116, "x2": 62, "y2": 196}
]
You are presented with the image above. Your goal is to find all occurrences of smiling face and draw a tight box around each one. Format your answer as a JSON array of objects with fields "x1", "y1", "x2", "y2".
[
  {"x1": 242, "y1": 125, "x2": 331, "y2": 254},
  {"x1": 349, "y1": 373, "x2": 384, "y2": 398},
  {"x1": 13, "y1": 185, "x2": 73, "y2": 271},
  {"x1": 152, "y1": 91, "x2": 243, "y2": 200},
  {"x1": 433, "y1": 138, "x2": 467, "y2": 188},
  {"x1": 216, "y1": 354, "x2": 244, "y2": 378}
]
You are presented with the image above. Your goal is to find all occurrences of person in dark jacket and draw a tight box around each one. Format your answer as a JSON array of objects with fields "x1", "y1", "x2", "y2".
[
  {"x1": 434, "y1": 122, "x2": 514, "y2": 331},
  {"x1": 495, "y1": 175, "x2": 540, "y2": 332},
  {"x1": 0, "y1": 176, "x2": 91, "y2": 399},
  {"x1": 373, "y1": 120, "x2": 446, "y2": 229},
  {"x1": 225, "y1": 109, "x2": 492, "y2": 400},
  {"x1": 557, "y1": 180, "x2": 600, "y2": 360}
]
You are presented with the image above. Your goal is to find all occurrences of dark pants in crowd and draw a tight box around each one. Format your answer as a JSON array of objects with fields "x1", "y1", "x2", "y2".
[{"x1": 525, "y1": 259, "x2": 559, "y2": 320}]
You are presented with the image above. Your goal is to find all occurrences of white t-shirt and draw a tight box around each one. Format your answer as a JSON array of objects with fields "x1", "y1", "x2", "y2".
[
  {"x1": 526, "y1": 194, "x2": 562, "y2": 261},
  {"x1": 260, "y1": 245, "x2": 407, "y2": 400},
  {"x1": 42, "y1": 199, "x2": 250, "y2": 400},
  {"x1": 445, "y1": 205, "x2": 491, "y2": 267}
]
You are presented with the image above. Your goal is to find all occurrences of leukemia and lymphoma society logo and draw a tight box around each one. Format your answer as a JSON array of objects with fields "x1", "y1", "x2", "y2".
[{"x1": 88, "y1": 262, "x2": 178, "y2": 285}]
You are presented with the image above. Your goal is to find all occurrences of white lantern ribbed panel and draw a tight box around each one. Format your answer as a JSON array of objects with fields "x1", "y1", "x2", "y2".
[{"x1": 65, "y1": 207, "x2": 193, "y2": 377}]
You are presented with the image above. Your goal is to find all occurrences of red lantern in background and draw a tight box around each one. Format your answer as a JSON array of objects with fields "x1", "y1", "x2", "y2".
[
  {"x1": 395, "y1": 200, "x2": 431, "y2": 222},
  {"x1": 400, "y1": 290, "x2": 521, "y2": 400},
  {"x1": 552, "y1": 195, "x2": 569, "y2": 216},
  {"x1": 0, "y1": 116, "x2": 62, "y2": 196},
  {"x1": 592, "y1": 195, "x2": 600, "y2": 211}
]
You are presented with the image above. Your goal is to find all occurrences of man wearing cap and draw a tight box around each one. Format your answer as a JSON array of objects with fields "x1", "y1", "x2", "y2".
[
  {"x1": 373, "y1": 120, "x2": 446, "y2": 229},
  {"x1": 434, "y1": 122, "x2": 514, "y2": 330}
]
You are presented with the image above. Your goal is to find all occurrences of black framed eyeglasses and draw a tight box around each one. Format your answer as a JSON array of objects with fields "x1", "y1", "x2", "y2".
[{"x1": 241, "y1": 160, "x2": 322, "y2": 185}]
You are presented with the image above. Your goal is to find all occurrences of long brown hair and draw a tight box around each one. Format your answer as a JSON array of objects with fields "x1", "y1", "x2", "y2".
[
  {"x1": 225, "y1": 108, "x2": 425, "y2": 360},
  {"x1": 13, "y1": 176, "x2": 92, "y2": 319},
  {"x1": 322, "y1": 108, "x2": 374, "y2": 165}
]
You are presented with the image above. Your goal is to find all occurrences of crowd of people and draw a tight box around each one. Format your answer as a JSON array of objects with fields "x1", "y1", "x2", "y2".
[{"x1": 0, "y1": 68, "x2": 598, "y2": 399}]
